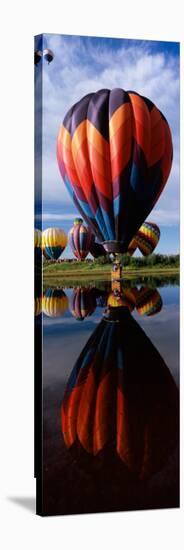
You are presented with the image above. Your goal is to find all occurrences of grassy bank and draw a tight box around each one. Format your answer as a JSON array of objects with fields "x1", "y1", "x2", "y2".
[{"x1": 43, "y1": 257, "x2": 179, "y2": 289}]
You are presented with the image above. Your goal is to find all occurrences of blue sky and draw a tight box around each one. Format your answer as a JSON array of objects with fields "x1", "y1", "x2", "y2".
[{"x1": 35, "y1": 34, "x2": 180, "y2": 257}]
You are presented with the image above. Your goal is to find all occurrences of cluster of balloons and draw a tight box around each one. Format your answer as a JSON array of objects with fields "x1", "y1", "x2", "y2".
[
  {"x1": 35, "y1": 285, "x2": 163, "y2": 319},
  {"x1": 35, "y1": 218, "x2": 161, "y2": 266},
  {"x1": 34, "y1": 227, "x2": 68, "y2": 262},
  {"x1": 34, "y1": 48, "x2": 54, "y2": 66}
]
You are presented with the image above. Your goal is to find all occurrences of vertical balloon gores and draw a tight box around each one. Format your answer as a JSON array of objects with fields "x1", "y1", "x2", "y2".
[
  {"x1": 61, "y1": 306, "x2": 178, "y2": 481},
  {"x1": 57, "y1": 88, "x2": 173, "y2": 255},
  {"x1": 68, "y1": 218, "x2": 94, "y2": 260},
  {"x1": 42, "y1": 227, "x2": 67, "y2": 260}
]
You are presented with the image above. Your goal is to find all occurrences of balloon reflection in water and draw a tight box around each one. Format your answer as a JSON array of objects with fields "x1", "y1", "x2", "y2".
[
  {"x1": 61, "y1": 306, "x2": 178, "y2": 480},
  {"x1": 135, "y1": 287, "x2": 163, "y2": 316},
  {"x1": 34, "y1": 228, "x2": 42, "y2": 268},
  {"x1": 70, "y1": 287, "x2": 96, "y2": 320},
  {"x1": 43, "y1": 289, "x2": 68, "y2": 317},
  {"x1": 34, "y1": 295, "x2": 42, "y2": 317},
  {"x1": 107, "y1": 288, "x2": 137, "y2": 312},
  {"x1": 107, "y1": 285, "x2": 163, "y2": 317}
]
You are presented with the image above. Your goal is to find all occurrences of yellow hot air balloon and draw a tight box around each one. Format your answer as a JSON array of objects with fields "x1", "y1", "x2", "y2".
[
  {"x1": 34, "y1": 296, "x2": 42, "y2": 316},
  {"x1": 34, "y1": 228, "x2": 42, "y2": 248},
  {"x1": 42, "y1": 227, "x2": 67, "y2": 260},
  {"x1": 34, "y1": 228, "x2": 42, "y2": 270},
  {"x1": 42, "y1": 288, "x2": 68, "y2": 317}
]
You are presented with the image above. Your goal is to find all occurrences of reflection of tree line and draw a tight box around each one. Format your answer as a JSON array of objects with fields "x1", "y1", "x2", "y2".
[{"x1": 35, "y1": 285, "x2": 164, "y2": 319}]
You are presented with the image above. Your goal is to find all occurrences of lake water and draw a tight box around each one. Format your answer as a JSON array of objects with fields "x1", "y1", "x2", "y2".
[{"x1": 36, "y1": 278, "x2": 179, "y2": 516}]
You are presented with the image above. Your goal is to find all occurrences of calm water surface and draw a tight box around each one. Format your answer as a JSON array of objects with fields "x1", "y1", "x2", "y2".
[{"x1": 39, "y1": 280, "x2": 179, "y2": 515}]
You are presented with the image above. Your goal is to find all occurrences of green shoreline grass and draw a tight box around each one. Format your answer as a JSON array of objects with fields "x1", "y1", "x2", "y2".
[{"x1": 43, "y1": 261, "x2": 179, "y2": 288}]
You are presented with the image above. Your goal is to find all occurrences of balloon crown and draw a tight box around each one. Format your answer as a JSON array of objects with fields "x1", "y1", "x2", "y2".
[{"x1": 74, "y1": 218, "x2": 83, "y2": 225}]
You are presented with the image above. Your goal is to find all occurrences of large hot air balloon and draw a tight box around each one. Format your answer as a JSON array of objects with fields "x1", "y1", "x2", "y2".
[
  {"x1": 57, "y1": 88, "x2": 173, "y2": 255},
  {"x1": 42, "y1": 227, "x2": 67, "y2": 260},
  {"x1": 61, "y1": 306, "x2": 178, "y2": 481},
  {"x1": 68, "y1": 218, "x2": 94, "y2": 260},
  {"x1": 43, "y1": 288, "x2": 68, "y2": 317},
  {"x1": 70, "y1": 287, "x2": 96, "y2": 320}
]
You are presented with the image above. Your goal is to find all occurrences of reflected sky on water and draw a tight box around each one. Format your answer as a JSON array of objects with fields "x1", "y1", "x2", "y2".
[{"x1": 38, "y1": 280, "x2": 179, "y2": 515}]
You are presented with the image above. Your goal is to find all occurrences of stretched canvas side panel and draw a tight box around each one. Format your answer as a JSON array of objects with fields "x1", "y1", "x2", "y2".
[{"x1": 34, "y1": 34, "x2": 43, "y2": 516}]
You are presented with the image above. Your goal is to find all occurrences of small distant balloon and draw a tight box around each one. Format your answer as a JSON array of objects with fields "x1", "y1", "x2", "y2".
[
  {"x1": 34, "y1": 228, "x2": 42, "y2": 268},
  {"x1": 34, "y1": 50, "x2": 42, "y2": 66},
  {"x1": 128, "y1": 222, "x2": 160, "y2": 257},
  {"x1": 68, "y1": 218, "x2": 94, "y2": 260},
  {"x1": 136, "y1": 287, "x2": 163, "y2": 316},
  {"x1": 70, "y1": 287, "x2": 96, "y2": 320},
  {"x1": 90, "y1": 240, "x2": 106, "y2": 259},
  {"x1": 43, "y1": 48, "x2": 54, "y2": 64},
  {"x1": 135, "y1": 222, "x2": 160, "y2": 256},
  {"x1": 43, "y1": 288, "x2": 68, "y2": 317},
  {"x1": 42, "y1": 227, "x2": 67, "y2": 260}
]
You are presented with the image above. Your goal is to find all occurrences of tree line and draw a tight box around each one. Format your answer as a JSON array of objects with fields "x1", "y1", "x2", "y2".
[{"x1": 95, "y1": 253, "x2": 180, "y2": 267}]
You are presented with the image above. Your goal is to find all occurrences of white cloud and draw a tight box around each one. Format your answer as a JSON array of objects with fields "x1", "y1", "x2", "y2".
[
  {"x1": 36, "y1": 213, "x2": 77, "y2": 221},
  {"x1": 40, "y1": 35, "x2": 179, "y2": 226}
]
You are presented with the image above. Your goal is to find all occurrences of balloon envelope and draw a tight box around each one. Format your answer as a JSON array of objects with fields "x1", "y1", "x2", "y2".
[
  {"x1": 34, "y1": 50, "x2": 42, "y2": 66},
  {"x1": 61, "y1": 308, "x2": 178, "y2": 480},
  {"x1": 70, "y1": 287, "x2": 96, "y2": 320},
  {"x1": 135, "y1": 287, "x2": 163, "y2": 316},
  {"x1": 68, "y1": 219, "x2": 94, "y2": 260},
  {"x1": 43, "y1": 288, "x2": 68, "y2": 317},
  {"x1": 43, "y1": 48, "x2": 54, "y2": 64},
  {"x1": 135, "y1": 221, "x2": 160, "y2": 256},
  {"x1": 42, "y1": 227, "x2": 67, "y2": 260},
  {"x1": 34, "y1": 228, "x2": 42, "y2": 267},
  {"x1": 90, "y1": 240, "x2": 106, "y2": 258},
  {"x1": 57, "y1": 88, "x2": 172, "y2": 253}
]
